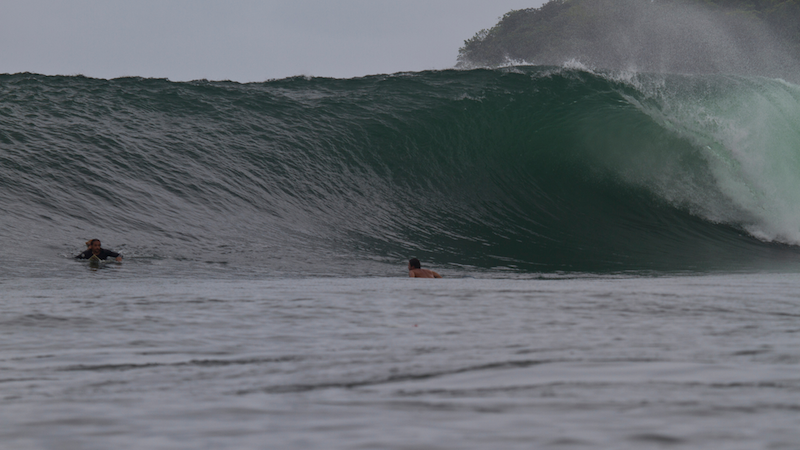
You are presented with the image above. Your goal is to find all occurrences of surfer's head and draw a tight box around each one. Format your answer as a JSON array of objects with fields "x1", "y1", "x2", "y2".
[
  {"x1": 409, "y1": 258, "x2": 421, "y2": 269},
  {"x1": 87, "y1": 239, "x2": 101, "y2": 253}
]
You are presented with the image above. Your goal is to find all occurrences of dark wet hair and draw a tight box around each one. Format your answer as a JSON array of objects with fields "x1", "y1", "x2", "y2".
[
  {"x1": 409, "y1": 258, "x2": 421, "y2": 269},
  {"x1": 87, "y1": 239, "x2": 100, "y2": 247}
]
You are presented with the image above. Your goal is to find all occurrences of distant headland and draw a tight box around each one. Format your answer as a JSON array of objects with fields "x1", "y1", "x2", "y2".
[{"x1": 458, "y1": 0, "x2": 800, "y2": 78}]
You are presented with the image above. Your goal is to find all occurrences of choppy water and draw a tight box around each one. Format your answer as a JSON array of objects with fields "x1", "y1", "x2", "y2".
[{"x1": 2, "y1": 274, "x2": 800, "y2": 449}]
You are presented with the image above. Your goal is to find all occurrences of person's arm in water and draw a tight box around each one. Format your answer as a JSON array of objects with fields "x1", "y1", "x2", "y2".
[{"x1": 102, "y1": 249, "x2": 123, "y2": 262}]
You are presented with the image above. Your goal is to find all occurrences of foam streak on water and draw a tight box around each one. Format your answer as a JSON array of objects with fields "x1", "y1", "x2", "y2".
[{"x1": 2, "y1": 275, "x2": 799, "y2": 449}]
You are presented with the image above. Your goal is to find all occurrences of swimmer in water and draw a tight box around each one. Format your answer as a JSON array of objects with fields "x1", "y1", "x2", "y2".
[
  {"x1": 408, "y1": 258, "x2": 441, "y2": 278},
  {"x1": 76, "y1": 239, "x2": 123, "y2": 262}
]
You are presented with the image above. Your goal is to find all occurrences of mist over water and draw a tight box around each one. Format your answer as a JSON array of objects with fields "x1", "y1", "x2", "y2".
[
  {"x1": 460, "y1": 0, "x2": 800, "y2": 83},
  {"x1": 590, "y1": 0, "x2": 798, "y2": 78}
]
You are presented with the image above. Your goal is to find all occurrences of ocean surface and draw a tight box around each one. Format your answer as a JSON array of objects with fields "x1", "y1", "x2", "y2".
[{"x1": 2, "y1": 66, "x2": 800, "y2": 448}]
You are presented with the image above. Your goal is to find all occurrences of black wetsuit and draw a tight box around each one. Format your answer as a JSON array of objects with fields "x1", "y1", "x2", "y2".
[{"x1": 76, "y1": 249, "x2": 121, "y2": 260}]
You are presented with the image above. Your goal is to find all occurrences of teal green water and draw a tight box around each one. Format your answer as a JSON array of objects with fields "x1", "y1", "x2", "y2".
[{"x1": 1, "y1": 67, "x2": 800, "y2": 274}]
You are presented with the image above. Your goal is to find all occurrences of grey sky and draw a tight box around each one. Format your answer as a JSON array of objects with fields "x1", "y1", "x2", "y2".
[{"x1": 1, "y1": 1, "x2": 545, "y2": 82}]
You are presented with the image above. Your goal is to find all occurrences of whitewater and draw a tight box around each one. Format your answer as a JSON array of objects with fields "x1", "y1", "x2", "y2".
[{"x1": 2, "y1": 67, "x2": 800, "y2": 449}]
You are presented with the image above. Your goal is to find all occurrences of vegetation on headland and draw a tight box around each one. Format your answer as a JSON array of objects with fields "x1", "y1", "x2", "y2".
[{"x1": 458, "y1": 0, "x2": 800, "y2": 76}]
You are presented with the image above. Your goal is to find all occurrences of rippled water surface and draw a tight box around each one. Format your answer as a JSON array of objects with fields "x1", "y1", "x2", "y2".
[
  {"x1": 5, "y1": 67, "x2": 800, "y2": 449},
  {"x1": 2, "y1": 273, "x2": 800, "y2": 449}
]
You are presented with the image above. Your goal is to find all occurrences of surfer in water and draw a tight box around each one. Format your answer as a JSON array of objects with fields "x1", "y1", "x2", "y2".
[
  {"x1": 76, "y1": 239, "x2": 123, "y2": 262},
  {"x1": 408, "y1": 258, "x2": 441, "y2": 278}
]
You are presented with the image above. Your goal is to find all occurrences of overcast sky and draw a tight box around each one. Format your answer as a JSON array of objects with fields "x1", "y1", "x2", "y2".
[{"x1": 1, "y1": 1, "x2": 545, "y2": 82}]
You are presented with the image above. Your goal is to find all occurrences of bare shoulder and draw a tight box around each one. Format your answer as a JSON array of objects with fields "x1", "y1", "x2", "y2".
[{"x1": 409, "y1": 268, "x2": 441, "y2": 279}]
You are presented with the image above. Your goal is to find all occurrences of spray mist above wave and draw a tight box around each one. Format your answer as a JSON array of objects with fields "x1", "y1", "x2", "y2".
[
  {"x1": 458, "y1": 0, "x2": 800, "y2": 82},
  {"x1": 1, "y1": 67, "x2": 799, "y2": 272}
]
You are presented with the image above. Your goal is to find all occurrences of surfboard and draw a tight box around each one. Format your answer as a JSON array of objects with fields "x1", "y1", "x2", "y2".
[{"x1": 88, "y1": 254, "x2": 101, "y2": 267}]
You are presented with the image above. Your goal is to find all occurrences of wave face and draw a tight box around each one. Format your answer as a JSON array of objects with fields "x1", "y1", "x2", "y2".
[{"x1": 2, "y1": 68, "x2": 800, "y2": 274}]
